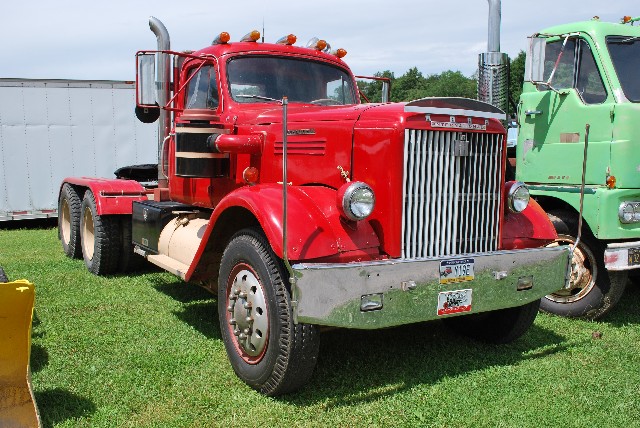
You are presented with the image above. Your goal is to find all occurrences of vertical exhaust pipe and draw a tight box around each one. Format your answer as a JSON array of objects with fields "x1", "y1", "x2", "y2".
[
  {"x1": 149, "y1": 16, "x2": 171, "y2": 187},
  {"x1": 478, "y1": 0, "x2": 508, "y2": 116}
]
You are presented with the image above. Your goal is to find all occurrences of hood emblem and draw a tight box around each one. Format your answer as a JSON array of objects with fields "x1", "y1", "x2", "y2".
[{"x1": 287, "y1": 128, "x2": 316, "y2": 136}]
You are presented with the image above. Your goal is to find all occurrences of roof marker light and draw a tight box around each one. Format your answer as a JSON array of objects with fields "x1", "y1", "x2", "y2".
[
  {"x1": 212, "y1": 32, "x2": 231, "y2": 45},
  {"x1": 306, "y1": 37, "x2": 328, "y2": 51},
  {"x1": 276, "y1": 34, "x2": 297, "y2": 45},
  {"x1": 333, "y1": 48, "x2": 347, "y2": 58},
  {"x1": 240, "y1": 30, "x2": 261, "y2": 42}
]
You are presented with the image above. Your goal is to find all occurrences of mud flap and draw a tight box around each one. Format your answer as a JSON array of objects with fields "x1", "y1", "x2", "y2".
[{"x1": 0, "y1": 279, "x2": 41, "y2": 428}]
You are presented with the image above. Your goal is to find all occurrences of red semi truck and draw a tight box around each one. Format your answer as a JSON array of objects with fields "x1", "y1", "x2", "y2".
[{"x1": 57, "y1": 17, "x2": 570, "y2": 395}]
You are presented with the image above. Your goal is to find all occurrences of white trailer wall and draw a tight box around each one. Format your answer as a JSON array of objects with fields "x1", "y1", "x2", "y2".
[{"x1": 0, "y1": 79, "x2": 157, "y2": 221}]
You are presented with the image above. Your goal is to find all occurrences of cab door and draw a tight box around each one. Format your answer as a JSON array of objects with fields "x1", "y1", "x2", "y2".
[
  {"x1": 516, "y1": 36, "x2": 613, "y2": 186},
  {"x1": 169, "y1": 62, "x2": 238, "y2": 207}
]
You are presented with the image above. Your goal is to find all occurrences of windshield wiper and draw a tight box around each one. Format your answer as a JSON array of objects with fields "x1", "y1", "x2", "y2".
[{"x1": 235, "y1": 94, "x2": 281, "y2": 103}]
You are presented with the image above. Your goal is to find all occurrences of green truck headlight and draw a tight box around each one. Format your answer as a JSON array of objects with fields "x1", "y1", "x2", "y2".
[{"x1": 619, "y1": 201, "x2": 640, "y2": 223}]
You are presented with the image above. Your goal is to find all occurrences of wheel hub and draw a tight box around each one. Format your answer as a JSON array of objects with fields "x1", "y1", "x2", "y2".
[
  {"x1": 227, "y1": 268, "x2": 268, "y2": 359},
  {"x1": 547, "y1": 235, "x2": 596, "y2": 303}
]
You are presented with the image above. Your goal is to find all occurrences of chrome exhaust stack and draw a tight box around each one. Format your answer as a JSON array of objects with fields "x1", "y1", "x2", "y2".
[
  {"x1": 478, "y1": 0, "x2": 508, "y2": 116},
  {"x1": 149, "y1": 16, "x2": 171, "y2": 187}
]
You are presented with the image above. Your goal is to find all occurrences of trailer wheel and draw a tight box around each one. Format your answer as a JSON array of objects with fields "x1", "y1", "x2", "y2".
[
  {"x1": 442, "y1": 299, "x2": 540, "y2": 344},
  {"x1": 80, "y1": 191, "x2": 122, "y2": 275},
  {"x1": 541, "y1": 210, "x2": 627, "y2": 320},
  {"x1": 218, "y1": 229, "x2": 319, "y2": 396},
  {"x1": 58, "y1": 184, "x2": 82, "y2": 259}
]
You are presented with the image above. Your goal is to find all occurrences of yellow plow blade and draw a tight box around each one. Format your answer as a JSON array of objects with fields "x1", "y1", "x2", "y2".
[{"x1": 0, "y1": 279, "x2": 41, "y2": 428}]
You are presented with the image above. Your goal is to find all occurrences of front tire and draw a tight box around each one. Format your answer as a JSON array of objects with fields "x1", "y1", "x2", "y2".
[
  {"x1": 218, "y1": 229, "x2": 319, "y2": 396},
  {"x1": 80, "y1": 191, "x2": 121, "y2": 275},
  {"x1": 541, "y1": 210, "x2": 627, "y2": 320},
  {"x1": 442, "y1": 300, "x2": 540, "y2": 344}
]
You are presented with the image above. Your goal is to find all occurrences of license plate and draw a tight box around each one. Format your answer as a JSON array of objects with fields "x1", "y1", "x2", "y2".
[
  {"x1": 439, "y1": 258, "x2": 474, "y2": 284},
  {"x1": 437, "y1": 289, "x2": 473, "y2": 316},
  {"x1": 629, "y1": 247, "x2": 640, "y2": 266}
]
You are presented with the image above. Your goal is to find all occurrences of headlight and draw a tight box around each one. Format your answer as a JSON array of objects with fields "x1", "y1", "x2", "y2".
[
  {"x1": 507, "y1": 182, "x2": 530, "y2": 213},
  {"x1": 619, "y1": 201, "x2": 640, "y2": 223},
  {"x1": 338, "y1": 182, "x2": 375, "y2": 221}
]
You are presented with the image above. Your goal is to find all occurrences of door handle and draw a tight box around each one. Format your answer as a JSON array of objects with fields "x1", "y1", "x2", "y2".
[{"x1": 525, "y1": 110, "x2": 543, "y2": 116}]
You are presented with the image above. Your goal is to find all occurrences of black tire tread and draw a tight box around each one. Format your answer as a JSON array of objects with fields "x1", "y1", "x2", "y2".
[
  {"x1": 443, "y1": 300, "x2": 540, "y2": 344},
  {"x1": 118, "y1": 215, "x2": 145, "y2": 272},
  {"x1": 59, "y1": 183, "x2": 83, "y2": 259},
  {"x1": 81, "y1": 192, "x2": 122, "y2": 275},
  {"x1": 219, "y1": 228, "x2": 319, "y2": 396},
  {"x1": 0, "y1": 267, "x2": 8, "y2": 283},
  {"x1": 542, "y1": 209, "x2": 627, "y2": 320}
]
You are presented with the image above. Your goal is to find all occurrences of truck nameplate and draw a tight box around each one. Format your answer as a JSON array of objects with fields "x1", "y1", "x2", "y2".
[
  {"x1": 628, "y1": 247, "x2": 640, "y2": 266},
  {"x1": 430, "y1": 121, "x2": 486, "y2": 131},
  {"x1": 437, "y1": 289, "x2": 473, "y2": 316},
  {"x1": 439, "y1": 258, "x2": 474, "y2": 284}
]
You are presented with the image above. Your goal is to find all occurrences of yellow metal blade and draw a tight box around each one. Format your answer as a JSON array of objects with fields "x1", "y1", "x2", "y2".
[{"x1": 0, "y1": 280, "x2": 41, "y2": 428}]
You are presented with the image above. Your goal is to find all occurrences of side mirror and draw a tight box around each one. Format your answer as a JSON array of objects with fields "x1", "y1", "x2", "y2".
[
  {"x1": 524, "y1": 37, "x2": 546, "y2": 83},
  {"x1": 137, "y1": 53, "x2": 158, "y2": 106}
]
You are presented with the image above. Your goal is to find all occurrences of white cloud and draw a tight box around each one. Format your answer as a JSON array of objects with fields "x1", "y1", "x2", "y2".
[{"x1": 0, "y1": 0, "x2": 635, "y2": 79}]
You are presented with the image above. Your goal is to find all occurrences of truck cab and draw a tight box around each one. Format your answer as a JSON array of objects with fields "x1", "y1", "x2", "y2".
[
  {"x1": 517, "y1": 16, "x2": 640, "y2": 319},
  {"x1": 58, "y1": 19, "x2": 570, "y2": 395}
]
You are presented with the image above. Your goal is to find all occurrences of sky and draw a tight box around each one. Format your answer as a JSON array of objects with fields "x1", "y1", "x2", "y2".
[{"x1": 0, "y1": 0, "x2": 636, "y2": 81}]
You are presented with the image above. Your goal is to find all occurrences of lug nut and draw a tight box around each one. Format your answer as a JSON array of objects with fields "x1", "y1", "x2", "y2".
[
  {"x1": 243, "y1": 302, "x2": 252, "y2": 309},
  {"x1": 245, "y1": 316, "x2": 253, "y2": 324},
  {"x1": 229, "y1": 318, "x2": 236, "y2": 325}
]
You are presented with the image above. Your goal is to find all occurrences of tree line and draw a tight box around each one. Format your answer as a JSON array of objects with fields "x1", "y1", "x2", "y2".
[{"x1": 357, "y1": 50, "x2": 526, "y2": 106}]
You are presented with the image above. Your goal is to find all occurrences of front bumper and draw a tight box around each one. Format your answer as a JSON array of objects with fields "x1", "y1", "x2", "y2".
[
  {"x1": 604, "y1": 240, "x2": 640, "y2": 271},
  {"x1": 292, "y1": 246, "x2": 570, "y2": 329}
]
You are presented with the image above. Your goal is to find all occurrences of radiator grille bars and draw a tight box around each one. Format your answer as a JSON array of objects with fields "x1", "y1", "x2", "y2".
[{"x1": 401, "y1": 129, "x2": 503, "y2": 258}]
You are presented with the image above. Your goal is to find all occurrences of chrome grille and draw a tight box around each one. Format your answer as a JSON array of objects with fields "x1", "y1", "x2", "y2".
[{"x1": 402, "y1": 129, "x2": 503, "y2": 258}]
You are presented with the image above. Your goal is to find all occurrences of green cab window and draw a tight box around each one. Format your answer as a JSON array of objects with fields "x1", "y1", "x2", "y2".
[{"x1": 543, "y1": 38, "x2": 607, "y2": 104}]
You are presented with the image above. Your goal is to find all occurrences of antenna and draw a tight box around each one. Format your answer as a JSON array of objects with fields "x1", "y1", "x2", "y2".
[{"x1": 262, "y1": 17, "x2": 265, "y2": 43}]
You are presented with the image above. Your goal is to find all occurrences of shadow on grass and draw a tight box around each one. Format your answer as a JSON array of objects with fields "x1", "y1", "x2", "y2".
[
  {"x1": 0, "y1": 218, "x2": 57, "y2": 230},
  {"x1": 30, "y1": 344, "x2": 49, "y2": 374},
  {"x1": 604, "y1": 279, "x2": 640, "y2": 326},
  {"x1": 154, "y1": 281, "x2": 221, "y2": 339},
  {"x1": 282, "y1": 321, "x2": 569, "y2": 406},
  {"x1": 35, "y1": 388, "x2": 96, "y2": 428}
]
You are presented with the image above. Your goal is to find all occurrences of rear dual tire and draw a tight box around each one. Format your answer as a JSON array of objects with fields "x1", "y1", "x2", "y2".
[{"x1": 80, "y1": 191, "x2": 121, "y2": 275}]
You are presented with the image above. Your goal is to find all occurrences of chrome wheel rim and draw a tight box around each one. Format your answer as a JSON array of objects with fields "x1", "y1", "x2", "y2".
[{"x1": 226, "y1": 264, "x2": 269, "y2": 364}]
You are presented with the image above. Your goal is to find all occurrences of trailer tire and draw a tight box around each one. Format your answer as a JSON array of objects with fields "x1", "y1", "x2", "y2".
[
  {"x1": 442, "y1": 299, "x2": 540, "y2": 344},
  {"x1": 58, "y1": 183, "x2": 83, "y2": 259},
  {"x1": 218, "y1": 228, "x2": 319, "y2": 396},
  {"x1": 540, "y1": 210, "x2": 627, "y2": 320},
  {"x1": 80, "y1": 191, "x2": 122, "y2": 275}
]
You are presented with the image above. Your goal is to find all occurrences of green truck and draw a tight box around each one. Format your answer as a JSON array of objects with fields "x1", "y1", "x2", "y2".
[{"x1": 515, "y1": 16, "x2": 640, "y2": 319}]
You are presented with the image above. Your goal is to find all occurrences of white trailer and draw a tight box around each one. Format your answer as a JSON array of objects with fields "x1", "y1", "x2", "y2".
[{"x1": 0, "y1": 79, "x2": 157, "y2": 221}]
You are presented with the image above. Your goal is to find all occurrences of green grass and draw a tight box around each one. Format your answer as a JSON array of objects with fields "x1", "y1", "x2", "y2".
[{"x1": 1, "y1": 223, "x2": 640, "y2": 427}]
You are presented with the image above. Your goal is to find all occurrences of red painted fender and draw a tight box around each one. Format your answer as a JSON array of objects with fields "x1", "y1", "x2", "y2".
[
  {"x1": 187, "y1": 184, "x2": 380, "y2": 279},
  {"x1": 61, "y1": 177, "x2": 148, "y2": 215},
  {"x1": 502, "y1": 197, "x2": 558, "y2": 249}
]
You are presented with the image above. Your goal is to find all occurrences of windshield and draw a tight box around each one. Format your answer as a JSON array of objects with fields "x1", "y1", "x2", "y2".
[
  {"x1": 607, "y1": 36, "x2": 640, "y2": 102},
  {"x1": 227, "y1": 56, "x2": 357, "y2": 105}
]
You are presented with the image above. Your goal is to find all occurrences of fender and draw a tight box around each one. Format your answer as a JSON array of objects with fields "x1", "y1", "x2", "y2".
[
  {"x1": 61, "y1": 177, "x2": 148, "y2": 215},
  {"x1": 502, "y1": 198, "x2": 557, "y2": 249},
  {"x1": 185, "y1": 184, "x2": 380, "y2": 280}
]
